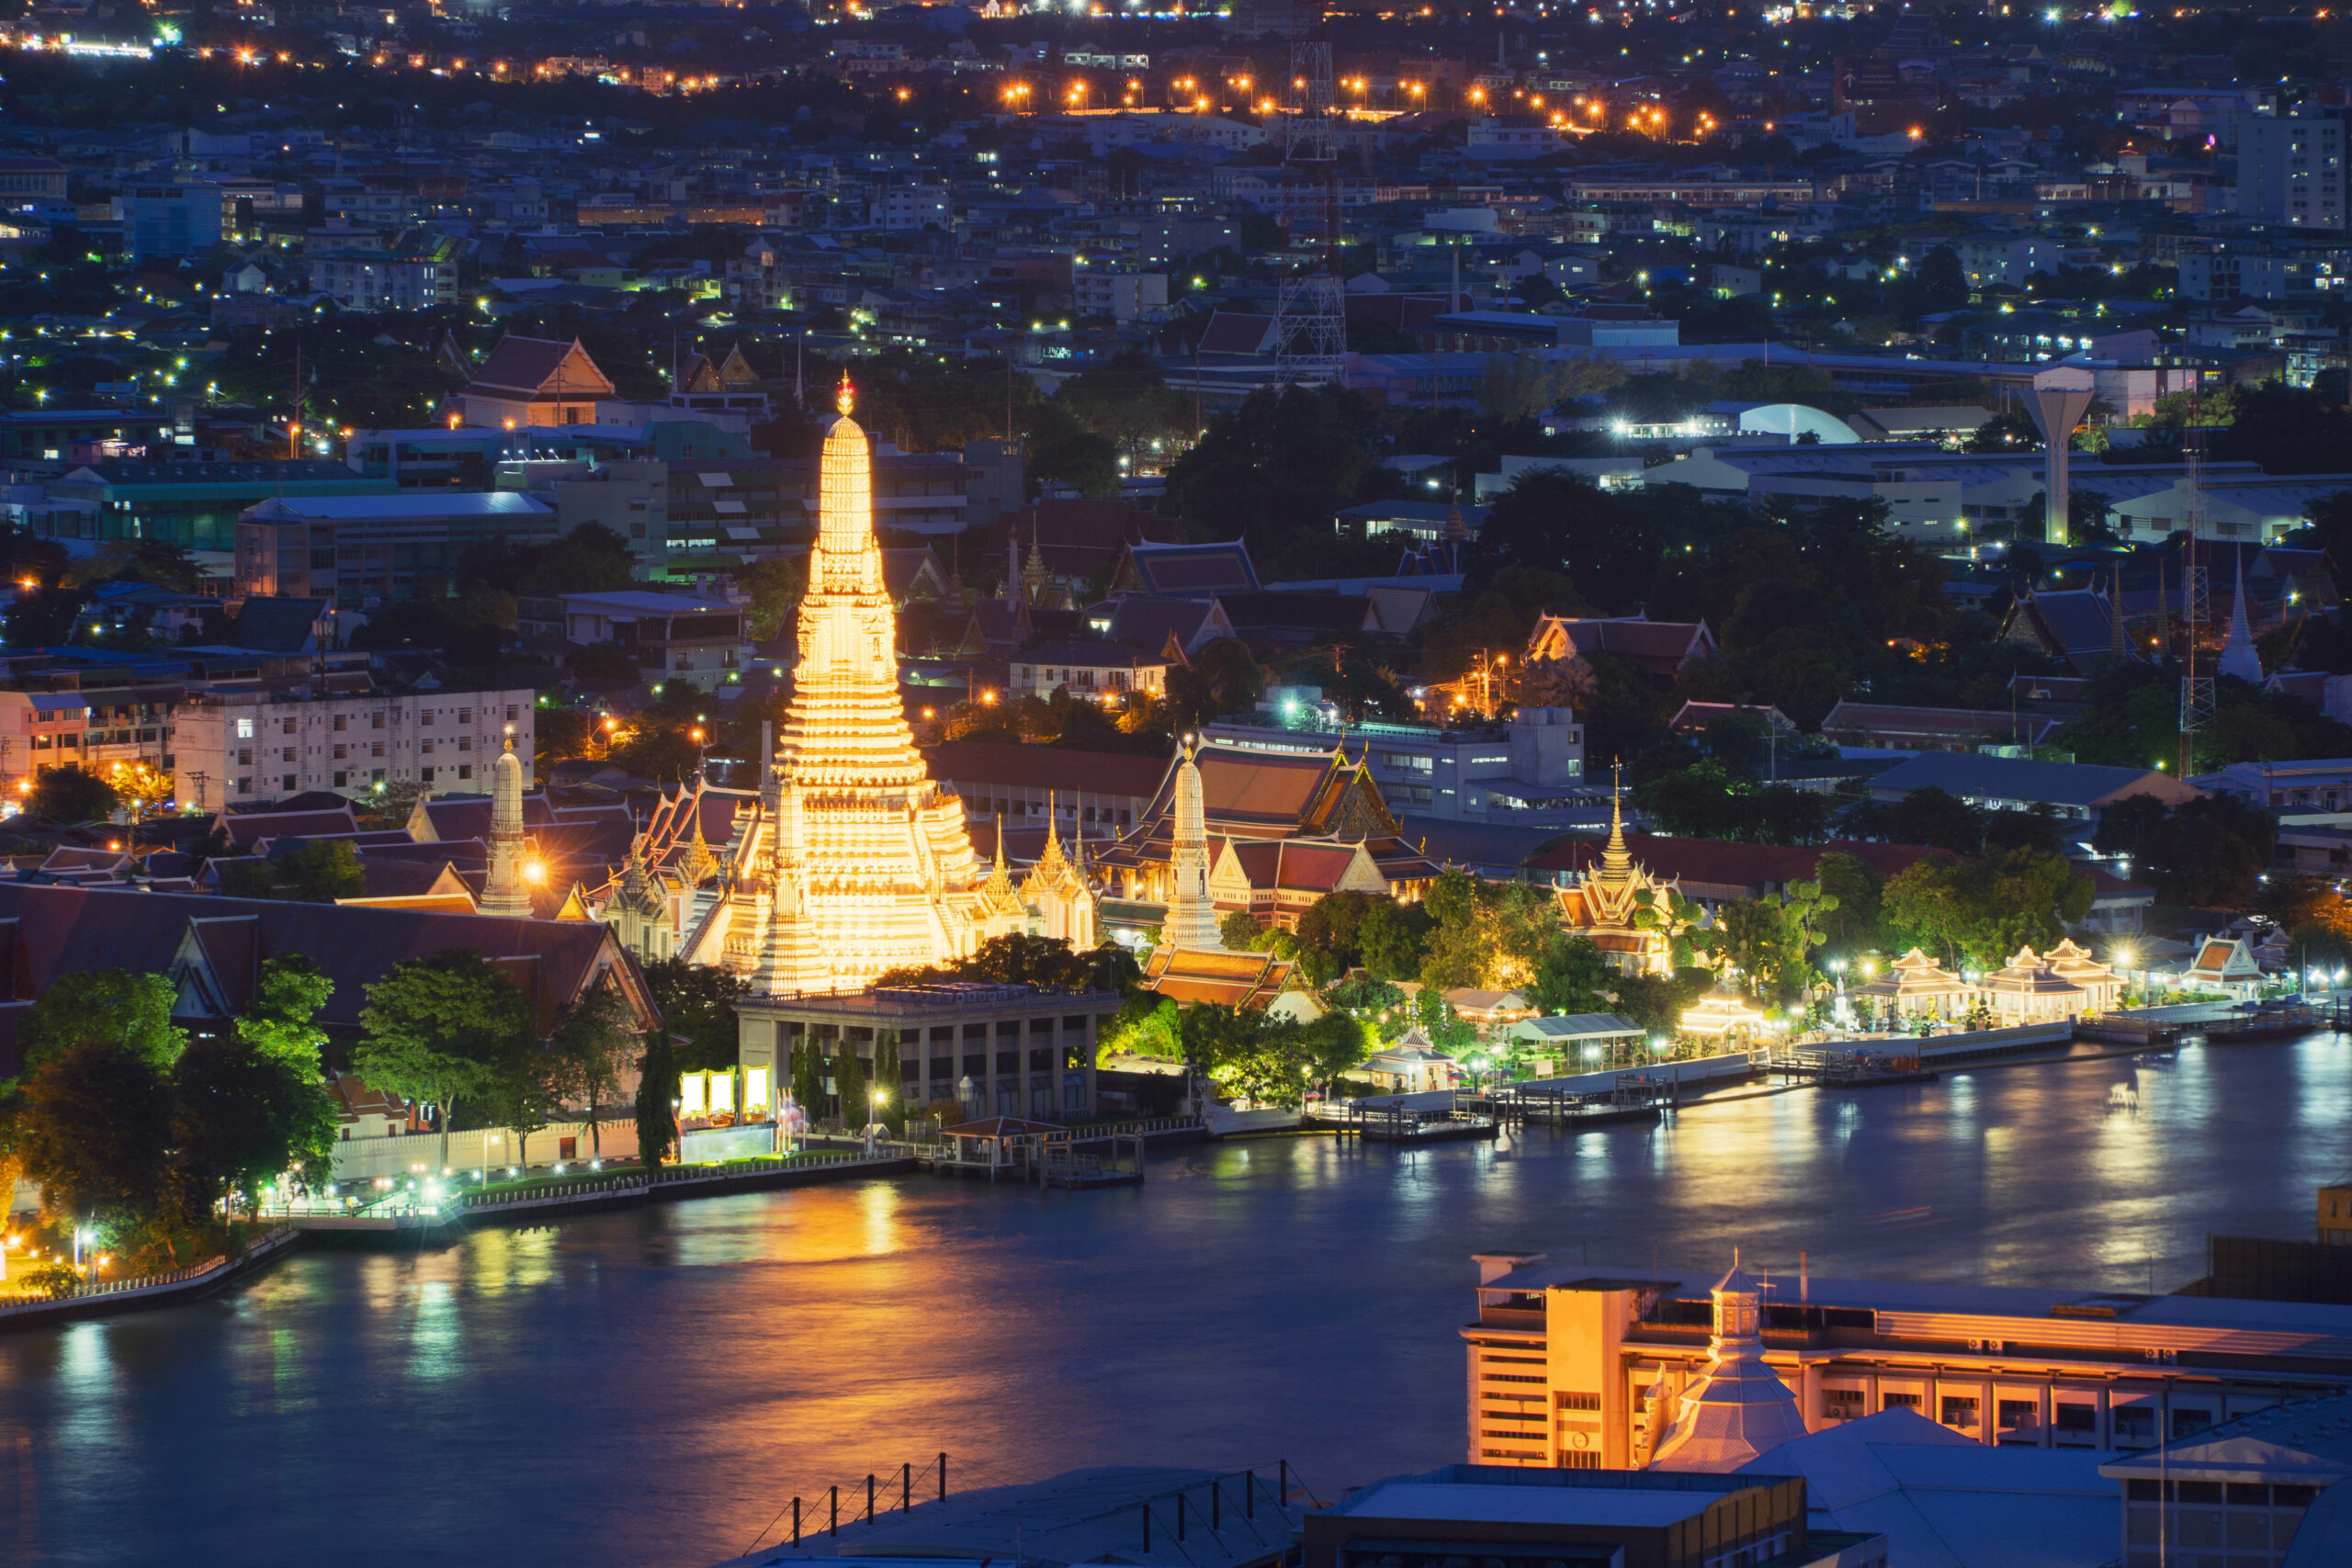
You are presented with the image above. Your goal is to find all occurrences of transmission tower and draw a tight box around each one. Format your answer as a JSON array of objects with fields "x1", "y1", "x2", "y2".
[
  {"x1": 1273, "y1": 21, "x2": 1347, "y2": 386},
  {"x1": 2178, "y1": 419, "x2": 2212, "y2": 777}
]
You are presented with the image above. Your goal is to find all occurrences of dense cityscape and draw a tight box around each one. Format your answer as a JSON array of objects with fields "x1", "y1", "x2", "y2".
[{"x1": 6, "y1": 0, "x2": 2352, "y2": 1562}]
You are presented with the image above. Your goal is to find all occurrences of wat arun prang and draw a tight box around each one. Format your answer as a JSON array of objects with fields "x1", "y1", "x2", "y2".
[{"x1": 716, "y1": 381, "x2": 1082, "y2": 996}]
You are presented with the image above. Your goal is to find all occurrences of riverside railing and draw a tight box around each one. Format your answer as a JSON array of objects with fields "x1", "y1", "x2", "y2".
[{"x1": 0, "y1": 1226, "x2": 298, "y2": 1314}]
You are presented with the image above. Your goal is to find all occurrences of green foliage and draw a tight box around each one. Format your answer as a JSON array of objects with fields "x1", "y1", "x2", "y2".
[
  {"x1": 169, "y1": 1034, "x2": 339, "y2": 1218},
  {"x1": 635, "y1": 1031, "x2": 679, "y2": 1168},
  {"x1": 872, "y1": 1032, "x2": 904, "y2": 1132},
  {"x1": 236, "y1": 955, "x2": 334, "y2": 1075},
  {"x1": 791, "y1": 1037, "x2": 825, "y2": 1119},
  {"x1": 642, "y1": 956, "x2": 746, "y2": 1073},
  {"x1": 1161, "y1": 384, "x2": 1395, "y2": 578},
  {"x1": 1845, "y1": 785, "x2": 1986, "y2": 856},
  {"x1": 18, "y1": 969, "x2": 186, "y2": 1077},
  {"x1": 1527, "y1": 934, "x2": 1613, "y2": 1017},
  {"x1": 735, "y1": 554, "x2": 807, "y2": 640},
  {"x1": 547, "y1": 984, "x2": 641, "y2": 1155},
  {"x1": 356, "y1": 949, "x2": 537, "y2": 1154},
  {"x1": 873, "y1": 932, "x2": 1138, "y2": 993},
  {"x1": 16, "y1": 1040, "x2": 173, "y2": 1226},
  {"x1": 1691, "y1": 879, "x2": 1838, "y2": 1001},
  {"x1": 2136, "y1": 795, "x2": 2277, "y2": 907},
  {"x1": 1635, "y1": 759, "x2": 1832, "y2": 844},
  {"x1": 1812, "y1": 852, "x2": 1886, "y2": 957},
  {"x1": 275, "y1": 839, "x2": 368, "y2": 903},
  {"x1": 26, "y1": 766, "x2": 117, "y2": 824},
  {"x1": 1292, "y1": 890, "x2": 1433, "y2": 985},
  {"x1": 1418, "y1": 873, "x2": 1557, "y2": 992},
  {"x1": 832, "y1": 1039, "x2": 869, "y2": 1123},
  {"x1": 1880, "y1": 848, "x2": 2095, "y2": 968}
]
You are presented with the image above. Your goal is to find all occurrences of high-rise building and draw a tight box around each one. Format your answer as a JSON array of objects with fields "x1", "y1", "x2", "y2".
[{"x1": 2238, "y1": 113, "x2": 2346, "y2": 231}]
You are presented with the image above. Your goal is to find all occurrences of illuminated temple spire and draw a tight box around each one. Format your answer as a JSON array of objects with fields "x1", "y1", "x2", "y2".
[
  {"x1": 725, "y1": 376, "x2": 1010, "y2": 994},
  {"x1": 481, "y1": 730, "x2": 534, "y2": 918},
  {"x1": 1159, "y1": 738, "x2": 1223, "y2": 952}
]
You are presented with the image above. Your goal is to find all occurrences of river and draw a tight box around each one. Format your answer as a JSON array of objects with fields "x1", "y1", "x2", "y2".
[{"x1": 3, "y1": 1036, "x2": 2346, "y2": 1568}]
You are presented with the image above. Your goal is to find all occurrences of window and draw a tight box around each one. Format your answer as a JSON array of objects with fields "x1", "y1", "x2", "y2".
[
  {"x1": 1997, "y1": 1399, "x2": 2039, "y2": 1438},
  {"x1": 282, "y1": 717, "x2": 297, "y2": 735},
  {"x1": 332, "y1": 745, "x2": 347, "y2": 761},
  {"x1": 281, "y1": 774, "x2": 297, "y2": 792},
  {"x1": 421, "y1": 740, "x2": 435, "y2": 755},
  {"x1": 505, "y1": 705, "x2": 519, "y2": 721},
  {"x1": 2112, "y1": 1406, "x2": 2155, "y2": 1443},
  {"x1": 458, "y1": 738, "x2": 472, "y2": 752},
  {"x1": 421, "y1": 767, "x2": 435, "y2": 783},
  {"x1": 2053, "y1": 1404, "x2": 2097, "y2": 1433},
  {"x1": 235, "y1": 777, "x2": 252, "y2": 794},
  {"x1": 458, "y1": 765, "x2": 473, "y2": 780},
  {"x1": 421, "y1": 711, "x2": 435, "y2": 726},
  {"x1": 236, "y1": 749, "x2": 254, "y2": 766},
  {"x1": 458, "y1": 708, "x2": 472, "y2": 723},
  {"x1": 333, "y1": 772, "x2": 347, "y2": 787},
  {"x1": 371, "y1": 768, "x2": 384, "y2": 784},
  {"x1": 371, "y1": 713, "x2": 386, "y2": 729},
  {"x1": 234, "y1": 718, "x2": 254, "y2": 739},
  {"x1": 1883, "y1": 1391, "x2": 1922, "y2": 1412},
  {"x1": 995, "y1": 1051, "x2": 1019, "y2": 1075},
  {"x1": 1826, "y1": 1387, "x2": 1866, "y2": 1419},
  {"x1": 281, "y1": 747, "x2": 296, "y2": 762}
]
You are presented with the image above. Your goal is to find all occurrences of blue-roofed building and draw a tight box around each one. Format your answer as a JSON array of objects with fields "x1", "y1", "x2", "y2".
[
  {"x1": 1864, "y1": 751, "x2": 2203, "y2": 828},
  {"x1": 1109, "y1": 538, "x2": 1261, "y2": 597},
  {"x1": 234, "y1": 491, "x2": 557, "y2": 606}
]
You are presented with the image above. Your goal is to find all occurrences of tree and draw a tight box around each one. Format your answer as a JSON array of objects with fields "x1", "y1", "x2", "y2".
[
  {"x1": 1881, "y1": 848, "x2": 2094, "y2": 968},
  {"x1": 236, "y1": 955, "x2": 333, "y2": 1075},
  {"x1": 169, "y1": 1035, "x2": 338, "y2": 1221},
  {"x1": 872, "y1": 1031, "x2": 903, "y2": 1132},
  {"x1": 17, "y1": 969, "x2": 186, "y2": 1077},
  {"x1": 548, "y1": 985, "x2": 642, "y2": 1157},
  {"x1": 1527, "y1": 934, "x2": 1613, "y2": 1016},
  {"x1": 642, "y1": 957, "x2": 745, "y2": 1073},
  {"x1": 635, "y1": 1030, "x2": 678, "y2": 1168},
  {"x1": 1812, "y1": 852, "x2": 1885, "y2": 957},
  {"x1": 2139, "y1": 795, "x2": 2275, "y2": 907},
  {"x1": 270, "y1": 839, "x2": 368, "y2": 903},
  {"x1": 26, "y1": 766, "x2": 117, "y2": 824},
  {"x1": 17, "y1": 1040, "x2": 174, "y2": 1233},
  {"x1": 832, "y1": 1039, "x2": 868, "y2": 1125},
  {"x1": 1218, "y1": 909, "x2": 1263, "y2": 951},
  {"x1": 791, "y1": 1037, "x2": 825, "y2": 1122},
  {"x1": 1860, "y1": 786, "x2": 1984, "y2": 856},
  {"x1": 356, "y1": 949, "x2": 537, "y2": 1168}
]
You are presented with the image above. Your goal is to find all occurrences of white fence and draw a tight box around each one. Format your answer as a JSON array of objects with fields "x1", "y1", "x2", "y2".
[{"x1": 330, "y1": 1116, "x2": 642, "y2": 1183}]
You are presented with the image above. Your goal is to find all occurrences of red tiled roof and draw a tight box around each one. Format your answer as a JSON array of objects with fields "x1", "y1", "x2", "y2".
[
  {"x1": 467, "y1": 334, "x2": 615, "y2": 400},
  {"x1": 923, "y1": 741, "x2": 1171, "y2": 801},
  {"x1": 210, "y1": 806, "x2": 360, "y2": 849}
]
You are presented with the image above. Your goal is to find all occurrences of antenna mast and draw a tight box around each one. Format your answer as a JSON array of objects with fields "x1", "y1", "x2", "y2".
[
  {"x1": 1273, "y1": 17, "x2": 1346, "y2": 386},
  {"x1": 2178, "y1": 411, "x2": 2211, "y2": 777}
]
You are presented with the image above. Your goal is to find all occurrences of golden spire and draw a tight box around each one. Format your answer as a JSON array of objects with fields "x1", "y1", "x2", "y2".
[
  {"x1": 994, "y1": 813, "x2": 1008, "y2": 874},
  {"x1": 1602, "y1": 760, "x2": 1632, "y2": 875},
  {"x1": 837, "y1": 376, "x2": 854, "y2": 417}
]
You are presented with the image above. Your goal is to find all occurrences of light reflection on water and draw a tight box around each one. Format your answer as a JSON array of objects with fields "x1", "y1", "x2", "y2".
[{"x1": 1, "y1": 1037, "x2": 2346, "y2": 1568}]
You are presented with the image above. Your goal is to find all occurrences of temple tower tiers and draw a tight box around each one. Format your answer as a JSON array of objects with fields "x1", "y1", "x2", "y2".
[
  {"x1": 1648, "y1": 1264, "x2": 1810, "y2": 1472},
  {"x1": 480, "y1": 732, "x2": 534, "y2": 917},
  {"x1": 740, "y1": 381, "x2": 1001, "y2": 995},
  {"x1": 1159, "y1": 739, "x2": 1223, "y2": 951}
]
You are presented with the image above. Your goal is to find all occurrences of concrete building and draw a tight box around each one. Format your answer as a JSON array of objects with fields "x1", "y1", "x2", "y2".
[
  {"x1": 2101, "y1": 1390, "x2": 2352, "y2": 1567},
  {"x1": 235, "y1": 491, "x2": 558, "y2": 604},
  {"x1": 1864, "y1": 752, "x2": 2202, "y2": 829},
  {"x1": 737, "y1": 982, "x2": 1114, "y2": 1124},
  {"x1": 1461, "y1": 1252, "x2": 2352, "y2": 1472},
  {"x1": 560, "y1": 589, "x2": 748, "y2": 690},
  {"x1": 306, "y1": 238, "x2": 458, "y2": 312},
  {"x1": 110, "y1": 183, "x2": 222, "y2": 259},
  {"x1": 38, "y1": 459, "x2": 395, "y2": 551},
  {"x1": 170, "y1": 685, "x2": 536, "y2": 807},
  {"x1": 1199, "y1": 708, "x2": 1590, "y2": 826},
  {"x1": 2239, "y1": 113, "x2": 2348, "y2": 231},
  {"x1": 1007, "y1": 637, "x2": 1169, "y2": 702}
]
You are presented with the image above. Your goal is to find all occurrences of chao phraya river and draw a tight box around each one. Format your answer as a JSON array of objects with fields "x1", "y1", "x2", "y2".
[{"x1": 4, "y1": 1037, "x2": 2347, "y2": 1567}]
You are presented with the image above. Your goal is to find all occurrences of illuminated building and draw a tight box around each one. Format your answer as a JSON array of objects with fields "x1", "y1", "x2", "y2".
[
  {"x1": 1553, "y1": 775, "x2": 1680, "y2": 976},
  {"x1": 710, "y1": 384, "x2": 1032, "y2": 995},
  {"x1": 1462, "y1": 1253, "x2": 2352, "y2": 1472},
  {"x1": 1647, "y1": 1266, "x2": 1811, "y2": 1472}
]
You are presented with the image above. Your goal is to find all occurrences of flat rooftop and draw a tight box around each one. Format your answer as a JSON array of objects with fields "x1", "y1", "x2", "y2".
[{"x1": 1337, "y1": 1482, "x2": 1713, "y2": 1528}]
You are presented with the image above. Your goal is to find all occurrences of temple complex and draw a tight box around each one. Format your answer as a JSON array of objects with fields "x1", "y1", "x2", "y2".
[
  {"x1": 1094, "y1": 735, "x2": 1441, "y2": 932},
  {"x1": 691, "y1": 383, "x2": 1023, "y2": 994}
]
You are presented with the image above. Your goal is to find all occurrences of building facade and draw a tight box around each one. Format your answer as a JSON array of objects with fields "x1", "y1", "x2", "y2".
[
  {"x1": 1462, "y1": 1253, "x2": 2352, "y2": 1472},
  {"x1": 171, "y1": 686, "x2": 536, "y2": 807}
]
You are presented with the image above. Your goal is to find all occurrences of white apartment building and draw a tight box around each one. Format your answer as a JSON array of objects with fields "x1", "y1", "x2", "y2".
[
  {"x1": 171, "y1": 687, "x2": 537, "y2": 810},
  {"x1": 2238, "y1": 112, "x2": 2347, "y2": 230},
  {"x1": 877, "y1": 186, "x2": 950, "y2": 232},
  {"x1": 1072, "y1": 269, "x2": 1170, "y2": 321}
]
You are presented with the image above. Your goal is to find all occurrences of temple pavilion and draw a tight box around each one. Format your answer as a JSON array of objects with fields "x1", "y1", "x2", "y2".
[
  {"x1": 1553, "y1": 773, "x2": 1681, "y2": 976},
  {"x1": 1850, "y1": 948, "x2": 1975, "y2": 1022},
  {"x1": 1091, "y1": 736, "x2": 1442, "y2": 925}
]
